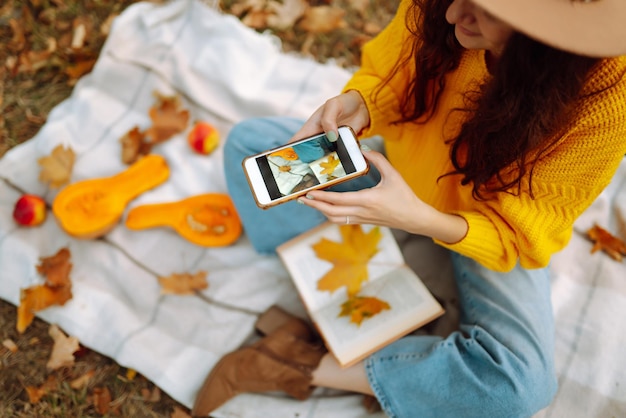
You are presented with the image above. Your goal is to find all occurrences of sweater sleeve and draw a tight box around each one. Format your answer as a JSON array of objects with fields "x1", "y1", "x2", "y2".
[
  {"x1": 341, "y1": 0, "x2": 414, "y2": 138},
  {"x1": 436, "y1": 62, "x2": 626, "y2": 271}
]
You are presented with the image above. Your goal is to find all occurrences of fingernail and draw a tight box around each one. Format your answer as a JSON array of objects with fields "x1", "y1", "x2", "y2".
[
  {"x1": 305, "y1": 193, "x2": 314, "y2": 200},
  {"x1": 296, "y1": 199, "x2": 304, "y2": 205},
  {"x1": 326, "y1": 131, "x2": 338, "y2": 142},
  {"x1": 360, "y1": 144, "x2": 371, "y2": 152}
]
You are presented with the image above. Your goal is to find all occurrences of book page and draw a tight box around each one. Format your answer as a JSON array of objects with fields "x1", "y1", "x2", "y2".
[
  {"x1": 311, "y1": 266, "x2": 444, "y2": 366},
  {"x1": 277, "y1": 222, "x2": 404, "y2": 311}
]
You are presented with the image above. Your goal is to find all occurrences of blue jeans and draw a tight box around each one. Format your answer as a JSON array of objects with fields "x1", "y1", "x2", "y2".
[{"x1": 224, "y1": 117, "x2": 557, "y2": 418}]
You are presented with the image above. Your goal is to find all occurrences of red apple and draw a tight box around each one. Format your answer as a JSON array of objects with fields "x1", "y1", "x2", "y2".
[
  {"x1": 13, "y1": 194, "x2": 47, "y2": 227},
  {"x1": 187, "y1": 121, "x2": 219, "y2": 155}
]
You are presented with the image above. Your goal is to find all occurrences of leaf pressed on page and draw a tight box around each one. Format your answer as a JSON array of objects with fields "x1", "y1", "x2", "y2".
[
  {"x1": 339, "y1": 295, "x2": 390, "y2": 326},
  {"x1": 319, "y1": 154, "x2": 340, "y2": 175},
  {"x1": 37, "y1": 144, "x2": 76, "y2": 188},
  {"x1": 587, "y1": 224, "x2": 626, "y2": 261},
  {"x1": 312, "y1": 224, "x2": 382, "y2": 296}
]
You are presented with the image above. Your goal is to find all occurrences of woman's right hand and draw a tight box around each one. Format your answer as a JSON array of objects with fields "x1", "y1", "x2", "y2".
[{"x1": 289, "y1": 90, "x2": 370, "y2": 143}]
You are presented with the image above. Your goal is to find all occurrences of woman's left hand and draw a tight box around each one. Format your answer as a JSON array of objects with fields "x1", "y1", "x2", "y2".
[{"x1": 299, "y1": 150, "x2": 431, "y2": 234}]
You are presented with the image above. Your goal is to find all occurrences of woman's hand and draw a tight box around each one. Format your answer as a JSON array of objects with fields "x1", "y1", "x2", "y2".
[
  {"x1": 289, "y1": 90, "x2": 370, "y2": 143},
  {"x1": 298, "y1": 149, "x2": 469, "y2": 244}
]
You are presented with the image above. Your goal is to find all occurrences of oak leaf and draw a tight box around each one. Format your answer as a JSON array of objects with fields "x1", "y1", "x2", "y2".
[
  {"x1": 37, "y1": 144, "x2": 76, "y2": 188},
  {"x1": 339, "y1": 295, "x2": 390, "y2": 326},
  {"x1": 312, "y1": 225, "x2": 382, "y2": 296},
  {"x1": 17, "y1": 248, "x2": 73, "y2": 333},
  {"x1": 158, "y1": 271, "x2": 209, "y2": 295},
  {"x1": 319, "y1": 154, "x2": 340, "y2": 175},
  {"x1": 587, "y1": 224, "x2": 626, "y2": 261},
  {"x1": 47, "y1": 324, "x2": 80, "y2": 370},
  {"x1": 144, "y1": 92, "x2": 190, "y2": 144}
]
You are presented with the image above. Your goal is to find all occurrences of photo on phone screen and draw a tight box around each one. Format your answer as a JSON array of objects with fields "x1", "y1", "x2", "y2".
[
  {"x1": 243, "y1": 126, "x2": 368, "y2": 208},
  {"x1": 256, "y1": 132, "x2": 357, "y2": 201}
]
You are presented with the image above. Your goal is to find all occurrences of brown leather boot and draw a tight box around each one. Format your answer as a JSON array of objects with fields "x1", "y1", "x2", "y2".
[{"x1": 191, "y1": 319, "x2": 326, "y2": 416}]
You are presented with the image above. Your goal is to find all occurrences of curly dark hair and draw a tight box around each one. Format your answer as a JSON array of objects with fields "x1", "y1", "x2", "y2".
[{"x1": 386, "y1": 0, "x2": 601, "y2": 200}]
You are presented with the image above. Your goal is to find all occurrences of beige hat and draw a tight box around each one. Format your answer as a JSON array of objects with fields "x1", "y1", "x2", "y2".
[{"x1": 471, "y1": 0, "x2": 626, "y2": 57}]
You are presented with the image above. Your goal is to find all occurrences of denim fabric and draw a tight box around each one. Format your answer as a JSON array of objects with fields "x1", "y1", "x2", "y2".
[
  {"x1": 366, "y1": 252, "x2": 557, "y2": 418},
  {"x1": 224, "y1": 117, "x2": 557, "y2": 417},
  {"x1": 223, "y1": 116, "x2": 380, "y2": 253}
]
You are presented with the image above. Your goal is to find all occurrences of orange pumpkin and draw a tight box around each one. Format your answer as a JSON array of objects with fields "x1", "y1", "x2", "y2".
[
  {"x1": 52, "y1": 154, "x2": 170, "y2": 239},
  {"x1": 125, "y1": 193, "x2": 242, "y2": 247}
]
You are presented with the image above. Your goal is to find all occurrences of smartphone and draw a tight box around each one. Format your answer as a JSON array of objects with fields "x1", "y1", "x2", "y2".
[{"x1": 243, "y1": 126, "x2": 369, "y2": 209}]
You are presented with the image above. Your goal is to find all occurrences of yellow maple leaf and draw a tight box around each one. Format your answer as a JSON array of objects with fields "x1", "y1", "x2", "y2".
[
  {"x1": 312, "y1": 224, "x2": 382, "y2": 296},
  {"x1": 37, "y1": 144, "x2": 75, "y2": 188},
  {"x1": 319, "y1": 154, "x2": 340, "y2": 175},
  {"x1": 339, "y1": 295, "x2": 391, "y2": 326},
  {"x1": 158, "y1": 271, "x2": 208, "y2": 295}
]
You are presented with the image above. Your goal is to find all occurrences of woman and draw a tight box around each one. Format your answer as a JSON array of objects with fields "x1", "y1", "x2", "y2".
[{"x1": 193, "y1": 0, "x2": 626, "y2": 416}]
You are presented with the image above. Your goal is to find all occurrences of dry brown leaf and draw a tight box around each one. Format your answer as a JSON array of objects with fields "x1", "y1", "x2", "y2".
[
  {"x1": 91, "y1": 386, "x2": 112, "y2": 415},
  {"x1": 37, "y1": 144, "x2": 76, "y2": 188},
  {"x1": 298, "y1": 6, "x2": 347, "y2": 34},
  {"x1": 47, "y1": 324, "x2": 80, "y2": 370},
  {"x1": 339, "y1": 295, "x2": 390, "y2": 326},
  {"x1": 144, "y1": 92, "x2": 190, "y2": 144},
  {"x1": 70, "y1": 370, "x2": 96, "y2": 389},
  {"x1": 2, "y1": 338, "x2": 18, "y2": 353},
  {"x1": 587, "y1": 224, "x2": 626, "y2": 261},
  {"x1": 17, "y1": 248, "x2": 73, "y2": 333},
  {"x1": 120, "y1": 126, "x2": 152, "y2": 164},
  {"x1": 312, "y1": 225, "x2": 382, "y2": 296},
  {"x1": 24, "y1": 375, "x2": 58, "y2": 404},
  {"x1": 266, "y1": 0, "x2": 308, "y2": 30},
  {"x1": 158, "y1": 271, "x2": 209, "y2": 295},
  {"x1": 141, "y1": 386, "x2": 161, "y2": 402},
  {"x1": 171, "y1": 406, "x2": 193, "y2": 418}
]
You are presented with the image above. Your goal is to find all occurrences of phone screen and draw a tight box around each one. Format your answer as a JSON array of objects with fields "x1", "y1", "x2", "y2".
[{"x1": 254, "y1": 133, "x2": 358, "y2": 201}]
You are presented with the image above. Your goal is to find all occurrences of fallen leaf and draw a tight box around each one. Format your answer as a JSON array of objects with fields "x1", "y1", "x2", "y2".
[
  {"x1": 171, "y1": 406, "x2": 193, "y2": 418},
  {"x1": 120, "y1": 126, "x2": 152, "y2": 164},
  {"x1": 37, "y1": 144, "x2": 76, "y2": 188},
  {"x1": 587, "y1": 224, "x2": 626, "y2": 261},
  {"x1": 24, "y1": 375, "x2": 58, "y2": 404},
  {"x1": 319, "y1": 154, "x2": 340, "y2": 175},
  {"x1": 70, "y1": 370, "x2": 95, "y2": 389},
  {"x1": 143, "y1": 92, "x2": 190, "y2": 144},
  {"x1": 312, "y1": 225, "x2": 382, "y2": 296},
  {"x1": 47, "y1": 324, "x2": 80, "y2": 370},
  {"x1": 141, "y1": 386, "x2": 161, "y2": 402},
  {"x1": 17, "y1": 247, "x2": 73, "y2": 333},
  {"x1": 91, "y1": 387, "x2": 112, "y2": 415},
  {"x1": 339, "y1": 295, "x2": 390, "y2": 326},
  {"x1": 126, "y1": 368, "x2": 137, "y2": 381},
  {"x1": 298, "y1": 6, "x2": 347, "y2": 34},
  {"x1": 266, "y1": 0, "x2": 309, "y2": 31},
  {"x1": 158, "y1": 271, "x2": 209, "y2": 295},
  {"x1": 2, "y1": 338, "x2": 18, "y2": 353}
]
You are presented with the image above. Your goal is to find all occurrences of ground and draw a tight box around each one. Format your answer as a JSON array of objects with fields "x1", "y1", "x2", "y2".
[{"x1": 0, "y1": 0, "x2": 397, "y2": 416}]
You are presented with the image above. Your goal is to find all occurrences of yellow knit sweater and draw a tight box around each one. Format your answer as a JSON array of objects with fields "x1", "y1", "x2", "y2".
[{"x1": 343, "y1": 0, "x2": 626, "y2": 271}]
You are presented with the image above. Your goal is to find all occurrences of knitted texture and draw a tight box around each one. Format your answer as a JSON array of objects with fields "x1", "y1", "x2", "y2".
[{"x1": 343, "y1": 0, "x2": 626, "y2": 271}]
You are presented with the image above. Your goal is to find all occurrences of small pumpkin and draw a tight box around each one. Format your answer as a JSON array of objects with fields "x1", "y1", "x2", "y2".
[
  {"x1": 125, "y1": 193, "x2": 242, "y2": 247},
  {"x1": 52, "y1": 154, "x2": 170, "y2": 239}
]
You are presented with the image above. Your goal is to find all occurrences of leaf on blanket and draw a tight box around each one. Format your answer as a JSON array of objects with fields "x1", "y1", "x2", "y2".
[
  {"x1": 158, "y1": 271, "x2": 209, "y2": 295},
  {"x1": 120, "y1": 126, "x2": 153, "y2": 165},
  {"x1": 144, "y1": 92, "x2": 190, "y2": 144},
  {"x1": 47, "y1": 324, "x2": 80, "y2": 370},
  {"x1": 339, "y1": 295, "x2": 390, "y2": 326},
  {"x1": 319, "y1": 154, "x2": 340, "y2": 175},
  {"x1": 17, "y1": 248, "x2": 73, "y2": 333},
  {"x1": 37, "y1": 144, "x2": 76, "y2": 188},
  {"x1": 587, "y1": 224, "x2": 626, "y2": 261},
  {"x1": 312, "y1": 224, "x2": 382, "y2": 296}
]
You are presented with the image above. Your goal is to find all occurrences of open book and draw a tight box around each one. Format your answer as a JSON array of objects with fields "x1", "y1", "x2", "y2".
[{"x1": 277, "y1": 222, "x2": 444, "y2": 368}]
